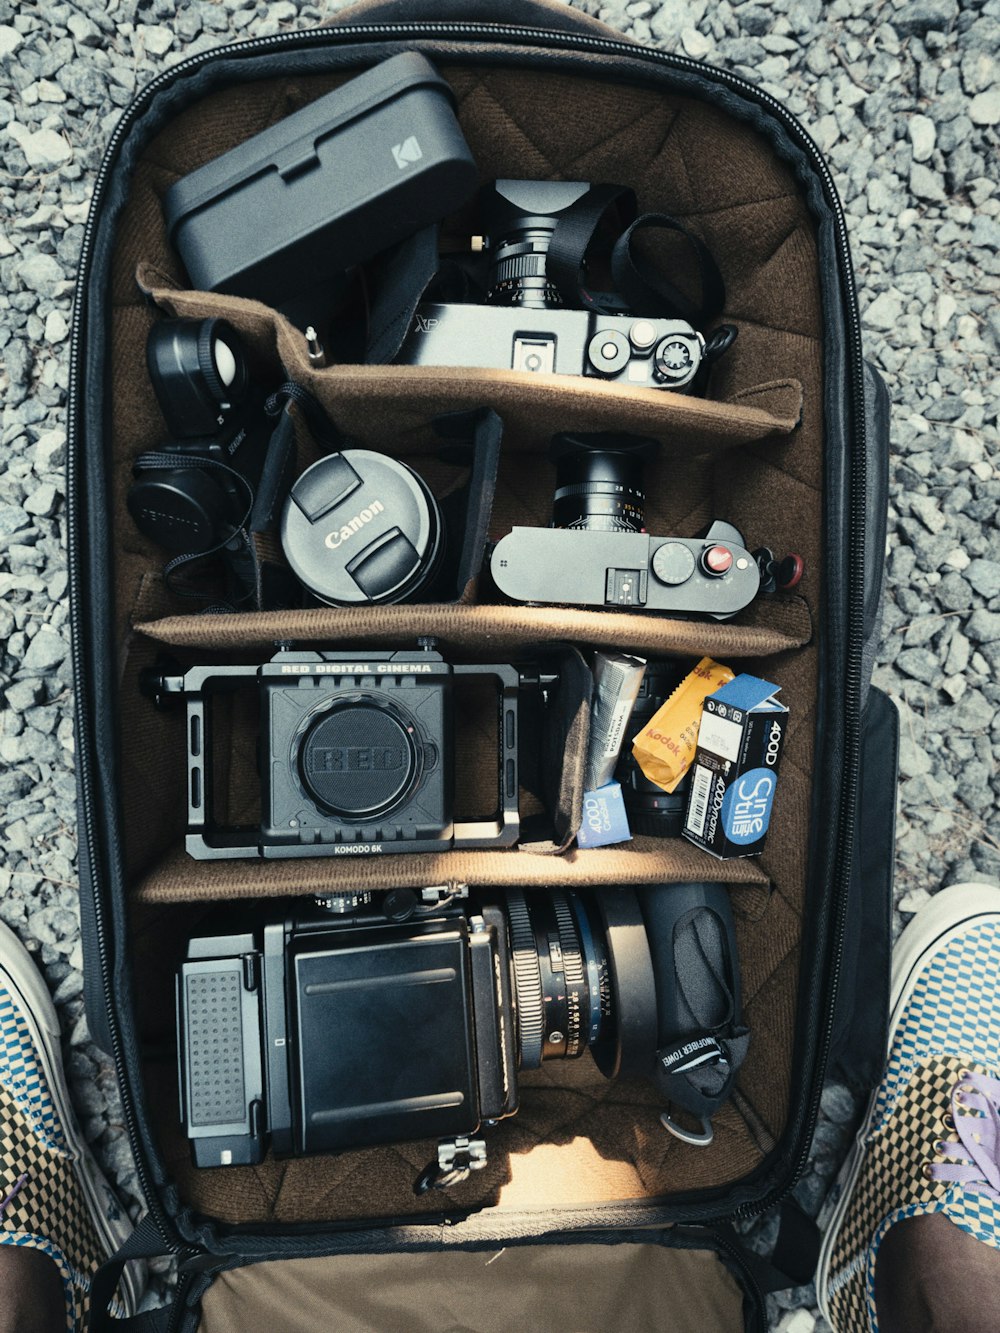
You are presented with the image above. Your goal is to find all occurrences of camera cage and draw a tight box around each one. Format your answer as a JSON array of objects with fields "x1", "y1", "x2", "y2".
[{"x1": 145, "y1": 647, "x2": 523, "y2": 859}]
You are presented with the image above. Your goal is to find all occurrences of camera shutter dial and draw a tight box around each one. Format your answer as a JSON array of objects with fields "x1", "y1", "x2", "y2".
[
  {"x1": 281, "y1": 450, "x2": 444, "y2": 606},
  {"x1": 651, "y1": 541, "x2": 696, "y2": 586},
  {"x1": 653, "y1": 331, "x2": 701, "y2": 386},
  {"x1": 299, "y1": 702, "x2": 419, "y2": 819}
]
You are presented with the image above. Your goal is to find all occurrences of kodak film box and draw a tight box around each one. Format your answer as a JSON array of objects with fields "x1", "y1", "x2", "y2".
[{"x1": 682, "y1": 674, "x2": 787, "y2": 859}]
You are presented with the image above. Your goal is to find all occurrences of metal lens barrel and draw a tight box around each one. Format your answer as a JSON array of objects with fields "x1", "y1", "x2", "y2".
[
  {"x1": 487, "y1": 226, "x2": 562, "y2": 309},
  {"x1": 504, "y1": 888, "x2": 611, "y2": 1070},
  {"x1": 549, "y1": 432, "x2": 662, "y2": 533}
]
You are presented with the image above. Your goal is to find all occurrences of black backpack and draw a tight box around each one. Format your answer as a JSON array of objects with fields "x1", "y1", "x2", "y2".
[{"x1": 70, "y1": 3, "x2": 897, "y2": 1328}]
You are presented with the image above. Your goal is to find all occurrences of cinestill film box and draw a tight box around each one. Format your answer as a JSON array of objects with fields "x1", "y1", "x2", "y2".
[{"x1": 682, "y1": 675, "x2": 788, "y2": 859}]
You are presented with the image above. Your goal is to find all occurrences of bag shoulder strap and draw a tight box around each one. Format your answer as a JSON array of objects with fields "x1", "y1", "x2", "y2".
[{"x1": 88, "y1": 1216, "x2": 177, "y2": 1332}]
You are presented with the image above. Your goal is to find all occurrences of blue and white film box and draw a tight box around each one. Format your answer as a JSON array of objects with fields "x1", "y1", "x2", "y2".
[
  {"x1": 681, "y1": 675, "x2": 787, "y2": 859},
  {"x1": 576, "y1": 781, "x2": 632, "y2": 848}
]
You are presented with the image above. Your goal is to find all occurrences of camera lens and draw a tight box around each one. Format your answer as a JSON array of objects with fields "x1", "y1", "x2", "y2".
[
  {"x1": 146, "y1": 317, "x2": 248, "y2": 440},
  {"x1": 298, "y1": 700, "x2": 420, "y2": 819},
  {"x1": 614, "y1": 659, "x2": 691, "y2": 837},
  {"x1": 479, "y1": 180, "x2": 592, "y2": 310},
  {"x1": 281, "y1": 451, "x2": 444, "y2": 607},
  {"x1": 504, "y1": 886, "x2": 656, "y2": 1079},
  {"x1": 489, "y1": 229, "x2": 562, "y2": 309},
  {"x1": 505, "y1": 887, "x2": 610, "y2": 1068},
  {"x1": 548, "y1": 432, "x2": 660, "y2": 533}
]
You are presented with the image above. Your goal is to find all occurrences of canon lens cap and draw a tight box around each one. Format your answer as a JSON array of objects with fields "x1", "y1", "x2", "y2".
[{"x1": 280, "y1": 450, "x2": 444, "y2": 606}]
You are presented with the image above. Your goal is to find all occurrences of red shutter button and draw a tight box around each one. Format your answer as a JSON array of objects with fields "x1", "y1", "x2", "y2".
[{"x1": 701, "y1": 544, "x2": 733, "y2": 576}]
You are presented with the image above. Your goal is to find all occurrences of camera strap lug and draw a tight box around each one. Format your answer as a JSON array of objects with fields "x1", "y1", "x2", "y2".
[{"x1": 414, "y1": 1136, "x2": 488, "y2": 1194}]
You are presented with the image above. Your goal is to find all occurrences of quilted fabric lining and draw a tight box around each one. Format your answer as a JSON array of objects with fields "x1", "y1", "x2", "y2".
[{"x1": 103, "y1": 58, "x2": 825, "y2": 1223}]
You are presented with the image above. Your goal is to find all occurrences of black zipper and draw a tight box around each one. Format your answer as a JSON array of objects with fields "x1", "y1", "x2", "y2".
[{"x1": 68, "y1": 17, "x2": 866, "y2": 1285}]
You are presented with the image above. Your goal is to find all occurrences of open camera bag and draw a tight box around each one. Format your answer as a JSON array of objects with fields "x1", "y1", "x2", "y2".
[{"x1": 70, "y1": 1, "x2": 899, "y2": 1328}]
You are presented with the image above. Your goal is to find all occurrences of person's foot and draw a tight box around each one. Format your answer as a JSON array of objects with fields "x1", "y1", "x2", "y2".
[
  {"x1": 0, "y1": 917, "x2": 142, "y2": 1328},
  {"x1": 817, "y1": 882, "x2": 1000, "y2": 1332}
]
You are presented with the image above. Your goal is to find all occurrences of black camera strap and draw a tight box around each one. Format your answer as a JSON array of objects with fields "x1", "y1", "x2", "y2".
[
  {"x1": 365, "y1": 223, "x2": 442, "y2": 364},
  {"x1": 265, "y1": 379, "x2": 345, "y2": 453},
  {"x1": 545, "y1": 183, "x2": 726, "y2": 326}
]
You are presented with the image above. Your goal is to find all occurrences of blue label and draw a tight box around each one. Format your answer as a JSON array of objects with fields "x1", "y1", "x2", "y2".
[
  {"x1": 576, "y1": 782, "x2": 632, "y2": 848},
  {"x1": 720, "y1": 767, "x2": 775, "y2": 845}
]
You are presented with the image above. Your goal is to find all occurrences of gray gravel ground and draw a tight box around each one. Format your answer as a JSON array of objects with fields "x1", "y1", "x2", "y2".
[{"x1": 0, "y1": 0, "x2": 997, "y2": 1326}]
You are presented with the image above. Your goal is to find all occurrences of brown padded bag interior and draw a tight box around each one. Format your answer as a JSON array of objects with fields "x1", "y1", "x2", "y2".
[
  {"x1": 194, "y1": 1246, "x2": 745, "y2": 1333},
  {"x1": 111, "y1": 62, "x2": 823, "y2": 1227}
]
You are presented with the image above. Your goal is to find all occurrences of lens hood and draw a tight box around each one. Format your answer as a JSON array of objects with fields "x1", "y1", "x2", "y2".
[{"x1": 548, "y1": 431, "x2": 661, "y2": 464}]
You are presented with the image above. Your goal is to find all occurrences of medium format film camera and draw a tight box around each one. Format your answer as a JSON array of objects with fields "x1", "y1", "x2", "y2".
[
  {"x1": 178, "y1": 883, "x2": 666, "y2": 1178},
  {"x1": 142, "y1": 645, "x2": 552, "y2": 860},
  {"x1": 490, "y1": 432, "x2": 802, "y2": 618},
  {"x1": 396, "y1": 180, "x2": 730, "y2": 390}
]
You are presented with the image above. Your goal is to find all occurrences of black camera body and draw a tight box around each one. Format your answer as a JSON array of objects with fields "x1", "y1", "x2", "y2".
[
  {"x1": 177, "y1": 880, "x2": 749, "y2": 1177},
  {"x1": 397, "y1": 303, "x2": 705, "y2": 389},
  {"x1": 178, "y1": 895, "x2": 519, "y2": 1167},
  {"x1": 394, "y1": 179, "x2": 714, "y2": 390},
  {"x1": 176, "y1": 881, "x2": 661, "y2": 1173},
  {"x1": 144, "y1": 647, "x2": 523, "y2": 859},
  {"x1": 491, "y1": 521, "x2": 761, "y2": 618},
  {"x1": 487, "y1": 432, "x2": 767, "y2": 620}
]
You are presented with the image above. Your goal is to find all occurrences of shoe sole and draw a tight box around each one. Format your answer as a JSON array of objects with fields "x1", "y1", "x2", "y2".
[
  {"x1": 0, "y1": 918, "x2": 144, "y2": 1315},
  {"x1": 816, "y1": 881, "x2": 1000, "y2": 1327}
]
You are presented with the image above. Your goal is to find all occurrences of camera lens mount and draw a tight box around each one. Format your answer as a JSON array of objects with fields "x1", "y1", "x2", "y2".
[{"x1": 298, "y1": 698, "x2": 421, "y2": 820}]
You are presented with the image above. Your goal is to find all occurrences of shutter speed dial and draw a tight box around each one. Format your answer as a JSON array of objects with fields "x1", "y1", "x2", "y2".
[{"x1": 653, "y1": 331, "x2": 703, "y2": 386}]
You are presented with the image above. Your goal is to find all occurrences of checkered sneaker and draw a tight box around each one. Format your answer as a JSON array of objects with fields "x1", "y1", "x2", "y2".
[
  {"x1": 821, "y1": 910, "x2": 1000, "y2": 1333},
  {"x1": 0, "y1": 966, "x2": 134, "y2": 1329}
]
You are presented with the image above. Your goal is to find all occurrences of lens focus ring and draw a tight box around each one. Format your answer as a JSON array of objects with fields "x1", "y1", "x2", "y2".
[{"x1": 505, "y1": 888, "x2": 545, "y2": 1071}]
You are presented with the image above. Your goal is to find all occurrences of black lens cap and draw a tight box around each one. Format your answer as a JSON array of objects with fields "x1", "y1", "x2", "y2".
[
  {"x1": 127, "y1": 468, "x2": 228, "y2": 555},
  {"x1": 281, "y1": 450, "x2": 444, "y2": 606},
  {"x1": 300, "y1": 702, "x2": 418, "y2": 818}
]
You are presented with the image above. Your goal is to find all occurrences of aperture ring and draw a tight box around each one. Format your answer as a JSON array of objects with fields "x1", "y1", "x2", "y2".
[{"x1": 552, "y1": 890, "x2": 587, "y2": 1058}]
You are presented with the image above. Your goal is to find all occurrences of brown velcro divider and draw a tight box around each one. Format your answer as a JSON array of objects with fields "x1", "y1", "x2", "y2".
[
  {"x1": 134, "y1": 596, "x2": 812, "y2": 658},
  {"x1": 140, "y1": 277, "x2": 804, "y2": 456},
  {"x1": 133, "y1": 839, "x2": 769, "y2": 904}
]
